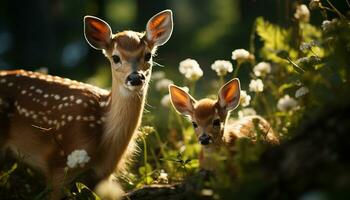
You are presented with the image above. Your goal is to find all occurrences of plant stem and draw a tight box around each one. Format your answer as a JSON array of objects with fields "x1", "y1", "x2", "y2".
[
  {"x1": 326, "y1": 0, "x2": 345, "y2": 19},
  {"x1": 233, "y1": 63, "x2": 241, "y2": 78},
  {"x1": 286, "y1": 57, "x2": 305, "y2": 74},
  {"x1": 219, "y1": 76, "x2": 224, "y2": 86},
  {"x1": 190, "y1": 81, "x2": 196, "y2": 96},
  {"x1": 141, "y1": 136, "x2": 148, "y2": 183}
]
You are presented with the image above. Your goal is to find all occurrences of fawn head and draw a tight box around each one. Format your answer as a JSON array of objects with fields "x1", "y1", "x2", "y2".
[
  {"x1": 84, "y1": 10, "x2": 173, "y2": 93},
  {"x1": 169, "y1": 79, "x2": 240, "y2": 147}
]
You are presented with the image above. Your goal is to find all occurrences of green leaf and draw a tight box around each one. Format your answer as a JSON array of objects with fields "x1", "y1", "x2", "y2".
[
  {"x1": 75, "y1": 182, "x2": 101, "y2": 200},
  {"x1": 255, "y1": 17, "x2": 298, "y2": 63}
]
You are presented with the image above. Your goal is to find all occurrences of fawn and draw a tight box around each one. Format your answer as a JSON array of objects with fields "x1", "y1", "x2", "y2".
[
  {"x1": 0, "y1": 10, "x2": 173, "y2": 199},
  {"x1": 169, "y1": 79, "x2": 279, "y2": 171}
]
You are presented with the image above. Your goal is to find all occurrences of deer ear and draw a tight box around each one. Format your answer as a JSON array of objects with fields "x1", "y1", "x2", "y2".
[
  {"x1": 218, "y1": 78, "x2": 241, "y2": 114},
  {"x1": 84, "y1": 16, "x2": 112, "y2": 50},
  {"x1": 169, "y1": 85, "x2": 196, "y2": 116},
  {"x1": 146, "y1": 10, "x2": 173, "y2": 47}
]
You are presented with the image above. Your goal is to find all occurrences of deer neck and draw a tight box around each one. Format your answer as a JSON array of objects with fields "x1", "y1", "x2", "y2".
[{"x1": 96, "y1": 70, "x2": 149, "y2": 177}]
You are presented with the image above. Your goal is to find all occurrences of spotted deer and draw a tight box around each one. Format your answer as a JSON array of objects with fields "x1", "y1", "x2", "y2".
[
  {"x1": 0, "y1": 10, "x2": 173, "y2": 199},
  {"x1": 169, "y1": 79, "x2": 279, "y2": 171}
]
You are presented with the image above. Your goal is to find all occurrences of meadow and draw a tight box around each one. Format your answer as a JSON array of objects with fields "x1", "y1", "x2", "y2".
[{"x1": 1, "y1": 1, "x2": 350, "y2": 199}]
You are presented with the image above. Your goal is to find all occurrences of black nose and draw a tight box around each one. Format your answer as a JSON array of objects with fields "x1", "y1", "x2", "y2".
[
  {"x1": 199, "y1": 134, "x2": 211, "y2": 145},
  {"x1": 126, "y1": 72, "x2": 145, "y2": 86}
]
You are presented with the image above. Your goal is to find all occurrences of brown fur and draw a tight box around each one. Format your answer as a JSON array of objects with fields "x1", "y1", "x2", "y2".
[
  {"x1": 1, "y1": 11, "x2": 174, "y2": 199},
  {"x1": 169, "y1": 81, "x2": 279, "y2": 171}
]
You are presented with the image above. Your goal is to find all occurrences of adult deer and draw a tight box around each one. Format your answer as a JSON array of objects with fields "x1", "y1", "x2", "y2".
[
  {"x1": 169, "y1": 79, "x2": 279, "y2": 171},
  {"x1": 0, "y1": 10, "x2": 173, "y2": 199}
]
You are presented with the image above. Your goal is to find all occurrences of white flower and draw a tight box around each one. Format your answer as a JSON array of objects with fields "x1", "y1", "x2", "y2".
[
  {"x1": 249, "y1": 79, "x2": 264, "y2": 92},
  {"x1": 155, "y1": 78, "x2": 173, "y2": 92},
  {"x1": 253, "y1": 62, "x2": 271, "y2": 77},
  {"x1": 294, "y1": 4, "x2": 310, "y2": 23},
  {"x1": 211, "y1": 60, "x2": 233, "y2": 76},
  {"x1": 240, "y1": 90, "x2": 251, "y2": 107},
  {"x1": 321, "y1": 19, "x2": 338, "y2": 32},
  {"x1": 157, "y1": 169, "x2": 169, "y2": 184},
  {"x1": 231, "y1": 49, "x2": 251, "y2": 63},
  {"x1": 152, "y1": 71, "x2": 165, "y2": 80},
  {"x1": 238, "y1": 108, "x2": 257, "y2": 118},
  {"x1": 179, "y1": 58, "x2": 203, "y2": 81},
  {"x1": 179, "y1": 86, "x2": 190, "y2": 93},
  {"x1": 161, "y1": 94, "x2": 171, "y2": 107},
  {"x1": 295, "y1": 86, "x2": 309, "y2": 98},
  {"x1": 66, "y1": 149, "x2": 90, "y2": 168},
  {"x1": 277, "y1": 95, "x2": 298, "y2": 112}
]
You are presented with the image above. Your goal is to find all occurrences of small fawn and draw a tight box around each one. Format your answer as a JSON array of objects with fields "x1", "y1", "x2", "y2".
[
  {"x1": 169, "y1": 79, "x2": 279, "y2": 171},
  {"x1": 0, "y1": 10, "x2": 173, "y2": 199}
]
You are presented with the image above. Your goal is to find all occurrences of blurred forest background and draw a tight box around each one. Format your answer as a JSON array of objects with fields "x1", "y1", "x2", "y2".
[
  {"x1": 1, "y1": 0, "x2": 350, "y2": 199},
  {"x1": 0, "y1": 0, "x2": 345, "y2": 82}
]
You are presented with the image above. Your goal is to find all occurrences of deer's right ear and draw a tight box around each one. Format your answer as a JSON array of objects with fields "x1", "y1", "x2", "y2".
[
  {"x1": 169, "y1": 85, "x2": 196, "y2": 116},
  {"x1": 84, "y1": 16, "x2": 112, "y2": 50}
]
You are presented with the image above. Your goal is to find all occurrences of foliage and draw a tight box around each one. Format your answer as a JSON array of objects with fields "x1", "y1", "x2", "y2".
[{"x1": 1, "y1": 1, "x2": 350, "y2": 199}]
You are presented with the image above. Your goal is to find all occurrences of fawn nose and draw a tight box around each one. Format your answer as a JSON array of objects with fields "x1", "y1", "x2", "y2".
[
  {"x1": 199, "y1": 134, "x2": 212, "y2": 145},
  {"x1": 126, "y1": 72, "x2": 145, "y2": 86}
]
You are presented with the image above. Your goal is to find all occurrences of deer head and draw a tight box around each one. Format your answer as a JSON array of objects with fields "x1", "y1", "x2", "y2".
[
  {"x1": 169, "y1": 79, "x2": 241, "y2": 147},
  {"x1": 84, "y1": 10, "x2": 173, "y2": 94}
]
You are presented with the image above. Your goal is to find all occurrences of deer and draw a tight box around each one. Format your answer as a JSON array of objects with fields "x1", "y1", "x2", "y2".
[
  {"x1": 0, "y1": 10, "x2": 173, "y2": 199},
  {"x1": 169, "y1": 78, "x2": 279, "y2": 171}
]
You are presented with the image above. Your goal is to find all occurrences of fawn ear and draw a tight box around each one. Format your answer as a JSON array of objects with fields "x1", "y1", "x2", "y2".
[
  {"x1": 146, "y1": 10, "x2": 173, "y2": 47},
  {"x1": 169, "y1": 85, "x2": 196, "y2": 116},
  {"x1": 218, "y1": 78, "x2": 241, "y2": 114},
  {"x1": 84, "y1": 16, "x2": 112, "y2": 50}
]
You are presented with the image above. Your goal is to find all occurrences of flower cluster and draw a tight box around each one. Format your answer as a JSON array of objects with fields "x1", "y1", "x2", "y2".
[
  {"x1": 253, "y1": 62, "x2": 271, "y2": 77},
  {"x1": 249, "y1": 79, "x2": 264, "y2": 92},
  {"x1": 66, "y1": 149, "x2": 91, "y2": 169},
  {"x1": 157, "y1": 169, "x2": 169, "y2": 184},
  {"x1": 295, "y1": 86, "x2": 309, "y2": 98},
  {"x1": 294, "y1": 4, "x2": 310, "y2": 23},
  {"x1": 211, "y1": 60, "x2": 233, "y2": 76},
  {"x1": 277, "y1": 95, "x2": 298, "y2": 112},
  {"x1": 152, "y1": 71, "x2": 165, "y2": 80},
  {"x1": 156, "y1": 78, "x2": 173, "y2": 92},
  {"x1": 238, "y1": 108, "x2": 257, "y2": 119},
  {"x1": 231, "y1": 49, "x2": 253, "y2": 64},
  {"x1": 240, "y1": 90, "x2": 251, "y2": 107},
  {"x1": 179, "y1": 58, "x2": 203, "y2": 81}
]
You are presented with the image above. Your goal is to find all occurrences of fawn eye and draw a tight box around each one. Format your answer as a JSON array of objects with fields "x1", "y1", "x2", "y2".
[
  {"x1": 112, "y1": 55, "x2": 121, "y2": 64},
  {"x1": 192, "y1": 122, "x2": 198, "y2": 128},
  {"x1": 144, "y1": 53, "x2": 152, "y2": 61},
  {"x1": 213, "y1": 119, "x2": 221, "y2": 127}
]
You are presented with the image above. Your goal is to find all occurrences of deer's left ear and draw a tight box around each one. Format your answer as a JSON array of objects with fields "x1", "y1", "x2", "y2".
[
  {"x1": 218, "y1": 78, "x2": 241, "y2": 114},
  {"x1": 146, "y1": 10, "x2": 173, "y2": 47}
]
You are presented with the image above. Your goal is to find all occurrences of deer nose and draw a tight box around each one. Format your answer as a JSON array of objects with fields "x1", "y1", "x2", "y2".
[
  {"x1": 199, "y1": 134, "x2": 212, "y2": 145},
  {"x1": 126, "y1": 72, "x2": 145, "y2": 86}
]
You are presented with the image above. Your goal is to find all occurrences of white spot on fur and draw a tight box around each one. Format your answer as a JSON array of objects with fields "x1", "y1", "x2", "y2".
[{"x1": 35, "y1": 89, "x2": 43, "y2": 94}]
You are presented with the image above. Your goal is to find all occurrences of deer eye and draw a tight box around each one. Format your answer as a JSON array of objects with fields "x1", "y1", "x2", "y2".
[
  {"x1": 144, "y1": 53, "x2": 152, "y2": 61},
  {"x1": 213, "y1": 119, "x2": 221, "y2": 127},
  {"x1": 192, "y1": 122, "x2": 198, "y2": 128},
  {"x1": 112, "y1": 55, "x2": 121, "y2": 64}
]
